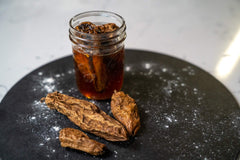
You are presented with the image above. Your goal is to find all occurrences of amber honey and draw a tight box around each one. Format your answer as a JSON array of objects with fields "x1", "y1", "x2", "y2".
[
  {"x1": 73, "y1": 47, "x2": 124, "y2": 100},
  {"x1": 69, "y1": 11, "x2": 126, "y2": 100}
]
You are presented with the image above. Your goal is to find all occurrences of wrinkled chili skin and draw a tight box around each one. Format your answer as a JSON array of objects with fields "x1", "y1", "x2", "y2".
[
  {"x1": 59, "y1": 128, "x2": 106, "y2": 156},
  {"x1": 75, "y1": 22, "x2": 119, "y2": 34},
  {"x1": 75, "y1": 22, "x2": 96, "y2": 34},
  {"x1": 44, "y1": 92, "x2": 128, "y2": 141},
  {"x1": 111, "y1": 91, "x2": 141, "y2": 136}
]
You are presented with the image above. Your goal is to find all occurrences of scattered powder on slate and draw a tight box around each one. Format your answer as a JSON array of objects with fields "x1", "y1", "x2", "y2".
[
  {"x1": 126, "y1": 62, "x2": 221, "y2": 159},
  {"x1": 16, "y1": 69, "x2": 77, "y2": 158},
  {"x1": 15, "y1": 63, "x2": 239, "y2": 159}
]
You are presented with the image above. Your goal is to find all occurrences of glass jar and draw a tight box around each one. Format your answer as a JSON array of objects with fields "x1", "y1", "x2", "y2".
[{"x1": 69, "y1": 11, "x2": 126, "y2": 100}]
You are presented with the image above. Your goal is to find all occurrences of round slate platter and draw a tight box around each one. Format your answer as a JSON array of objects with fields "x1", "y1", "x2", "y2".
[{"x1": 0, "y1": 49, "x2": 240, "y2": 160}]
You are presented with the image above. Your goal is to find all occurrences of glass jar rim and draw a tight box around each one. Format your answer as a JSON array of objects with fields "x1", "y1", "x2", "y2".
[{"x1": 69, "y1": 10, "x2": 126, "y2": 37}]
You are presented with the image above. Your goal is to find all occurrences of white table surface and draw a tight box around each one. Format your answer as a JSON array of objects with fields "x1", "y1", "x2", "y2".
[{"x1": 0, "y1": 0, "x2": 240, "y2": 104}]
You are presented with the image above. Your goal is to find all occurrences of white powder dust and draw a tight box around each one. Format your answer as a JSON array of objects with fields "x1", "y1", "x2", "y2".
[
  {"x1": 164, "y1": 125, "x2": 169, "y2": 128},
  {"x1": 33, "y1": 69, "x2": 75, "y2": 93},
  {"x1": 144, "y1": 63, "x2": 151, "y2": 69},
  {"x1": 162, "y1": 68, "x2": 167, "y2": 72},
  {"x1": 15, "y1": 69, "x2": 81, "y2": 158},
  {"x1": 166, "y1": 116, "x2": 172, "y2": 122},
  {"x1": 145, "y1": 110, "x2": 150, "y2": 113},
  {"x1": 16, "y1": 98, "x2": 64, "y2": 157},
  {"x1": 52, "y1": 126, "x2": 60, "y2": 132},
  {"x1": 182, "y1": 66, "x2": 196, "y2": 75},
  {"x1": 55, "y1": 74, "x2": 61, "y2": 78},
  {"x1": 125, "y1": 66, "x2": 131, "y2": 72},
  {"x1": 42, "y1": 77, "x2": 55, "y2": 84}
]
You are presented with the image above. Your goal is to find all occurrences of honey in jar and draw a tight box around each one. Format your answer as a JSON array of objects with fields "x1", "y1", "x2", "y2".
[{"x1": 69, "y1": 11, "x2": 126, "y2": 100}]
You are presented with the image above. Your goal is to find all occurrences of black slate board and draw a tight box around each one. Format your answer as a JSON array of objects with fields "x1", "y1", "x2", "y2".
[{"x1": 0, "y1": 49, "x2": 240, "y2": 160}]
